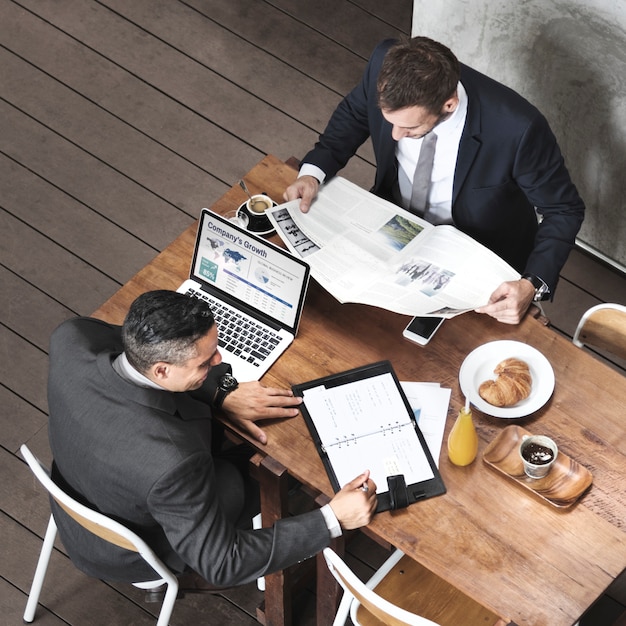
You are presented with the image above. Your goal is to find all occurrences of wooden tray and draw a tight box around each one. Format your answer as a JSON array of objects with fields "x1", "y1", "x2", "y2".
[{"x1": 482, "y1": 425, "x2": 593, "y2": 508}]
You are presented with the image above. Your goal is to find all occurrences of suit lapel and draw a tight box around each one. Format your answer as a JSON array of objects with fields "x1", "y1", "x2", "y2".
[
  {"x1": 453, "y1": 73, "x2": 482, "y2": 205},
  {"x1": 375, "y1": 120, "x2": 398, "y2": 196}
]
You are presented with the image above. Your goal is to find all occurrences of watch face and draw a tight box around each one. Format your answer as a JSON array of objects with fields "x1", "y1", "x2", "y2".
[{"x1": 219, "y1": 373, "x2": 238, "y2": 391}]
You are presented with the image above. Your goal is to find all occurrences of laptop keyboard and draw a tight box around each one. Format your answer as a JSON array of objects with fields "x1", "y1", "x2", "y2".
[{"x1": 184, "y1": 287, "x2": 281, "y2": 368}]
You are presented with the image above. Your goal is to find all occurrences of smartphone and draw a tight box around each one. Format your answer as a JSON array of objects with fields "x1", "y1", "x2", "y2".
[{"x1": 402, "y1": 316, "x2": 445, "y2": 346}]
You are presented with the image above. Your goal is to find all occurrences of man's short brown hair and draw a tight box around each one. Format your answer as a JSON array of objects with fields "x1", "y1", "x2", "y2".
[{"x1": 377, "y1": 37, "x2": 460, "y2": 114}]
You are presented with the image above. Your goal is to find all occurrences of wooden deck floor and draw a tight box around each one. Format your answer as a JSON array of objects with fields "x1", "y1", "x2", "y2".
[{"x1": 1, "y1": 1, "x2": 624, "y2": 624}]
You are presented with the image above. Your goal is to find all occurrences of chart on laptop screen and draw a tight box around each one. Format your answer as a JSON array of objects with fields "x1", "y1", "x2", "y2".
[{"x1": 194, "y1": 214, "x2": 306, "y2": 327}]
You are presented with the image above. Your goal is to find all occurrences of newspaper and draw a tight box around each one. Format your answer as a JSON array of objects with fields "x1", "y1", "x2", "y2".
[{"x1": 266, "y1": 176, "x2": 520, "y2": 318}]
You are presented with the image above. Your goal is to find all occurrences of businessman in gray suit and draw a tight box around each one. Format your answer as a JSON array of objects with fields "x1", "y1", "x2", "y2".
[
  {"x1": 47, "y1": 290, "x2": 376, "y2": 592},
  {"x1": 285, "y1": 37, "x2": 585, "y2": 324}
]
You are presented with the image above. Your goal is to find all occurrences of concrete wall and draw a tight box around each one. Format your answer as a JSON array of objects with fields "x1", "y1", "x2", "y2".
[{"x1": 412, "y1": 1, "x2": 626, "y2": 272}]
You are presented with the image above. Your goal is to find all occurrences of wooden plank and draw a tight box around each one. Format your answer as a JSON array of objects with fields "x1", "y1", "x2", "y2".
[
  {"x1": 351, "y1": 0, "x2": 414, "y2": 30},
  {"x1": 12, "y1": 0, "x2": 375, "y2": 189},
  {"x1": 96, "y1": 0, "x2": 378, "y2": 185},
  {"x1": 0, "y1": 266, "x2": 75, "y2": 350},
  {"x1": 561, "y1": 248, "x2": 626, "y2": 302},
  {"x1": 0, "y1": 576, "x2": 67, "y2": 626},
  {"x1": 0, "y1": 326, "x2": 49, "y2": 414},
  {"x1": 182, "y1": 0, "x2": 369, "y2": 95},
  {"x1": 16, "y1": 0, "x2": 317, "y2": 161},
  {"x1": 0, "y1": 108, "x2": 193, "y2": 252},
  {"x1": 20, "y1": 422, "x2": 55, "y2": 470},
  {"x1": 0, "y1": 0, "x2": 263, "y2": 196},
  {"x1": 0, "y1": 150, "x2": 157, "y2": 285},
  {"x1": 0, "y1": 48, "x2": 222, "y2": 217},
  {"x1": 2, "y1": 446, "x2": 51, "y2": 534},
  {"x1": 0, "y1": 386, "x2": 48, "y2": 455},
  {"x1": 0, "y1": 208, "x2": 120, "y2": 314},
  {"x1": 100, "y1": 0, "x2": 348, "y2": 130},
  {"x1": 268, "y1": 0, "x2": 410, "y2": 58}
]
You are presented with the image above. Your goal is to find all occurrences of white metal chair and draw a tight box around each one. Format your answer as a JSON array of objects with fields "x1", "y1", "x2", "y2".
[
  {"x1": 20, "y1": 444, "x2": 179, "y2": 626},
  {"x1": 572, "y1": 303, "x2": 626, "y2": 361},
  {"x1": 322, "y1": 547, "x2": 507, "y2": 626}
]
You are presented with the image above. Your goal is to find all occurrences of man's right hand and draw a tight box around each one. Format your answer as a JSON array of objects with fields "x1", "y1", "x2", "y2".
[
  {"x1": 328, "y1": 470, "x2": 377, "y2": 530},
  {"x1": 283, "y1": 175, "x2": 320, "y2": 213}
]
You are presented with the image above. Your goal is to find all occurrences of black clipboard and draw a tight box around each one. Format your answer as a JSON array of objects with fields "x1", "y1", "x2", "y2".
[{"x1": 293, "y1": 361, "x2": 446, "y2": 513}]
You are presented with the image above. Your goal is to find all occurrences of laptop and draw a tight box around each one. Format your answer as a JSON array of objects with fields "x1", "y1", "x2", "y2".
[{"x1": 177, "y1": 209, "x2": 310, "y2": 381}]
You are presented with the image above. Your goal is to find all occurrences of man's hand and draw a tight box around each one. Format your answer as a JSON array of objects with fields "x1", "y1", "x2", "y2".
[
  {"x1": 221, "y1": 382, "x2": 302, "y2": 444},
  {"x1": 475, "y1": 278, "x2": 535, "y2": 324},
  {"x1": 328, "y1": 471, "x2": 377, "y2": 530},
  {"x1": 283, "y1": 175, "x2": 320, "y2": 213}
]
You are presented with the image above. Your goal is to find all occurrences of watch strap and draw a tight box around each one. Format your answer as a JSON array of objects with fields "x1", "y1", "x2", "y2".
[
  {"x1": 214, "y1": 373, "x2": 238, "y2": 408},
  {"x1": 521, "y1": 273, "x2": 549, "y2": 301}
]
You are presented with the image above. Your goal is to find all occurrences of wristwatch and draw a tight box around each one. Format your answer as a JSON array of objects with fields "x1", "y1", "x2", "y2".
[
  {"x1": 214, "y1": 373, "x2": 239, "y2": 408},
  {"x1": 521, "y1": 273, "x2": 550, "y2": 302}
]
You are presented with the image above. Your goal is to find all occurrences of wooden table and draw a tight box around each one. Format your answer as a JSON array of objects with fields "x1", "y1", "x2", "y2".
[{"x1": 93, "y1": 155, "x2": 626, "y2": 626}]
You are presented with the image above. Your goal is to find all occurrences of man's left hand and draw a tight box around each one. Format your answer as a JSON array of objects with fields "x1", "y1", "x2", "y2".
[
  {"x1": 221, "y1": 382, "x2": 302, "y2": 444},
  {"x1": 475, "y1": 279, "x2": 535, "y2": 324}
]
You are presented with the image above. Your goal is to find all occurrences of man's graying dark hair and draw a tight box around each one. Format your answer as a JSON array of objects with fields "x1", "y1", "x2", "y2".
[
  {"x1": 377, "y1": 37, "x2": 460, "y2": 115},
  {"x1": 122, "y1": 290, "x2": 215, "y2": 374}
]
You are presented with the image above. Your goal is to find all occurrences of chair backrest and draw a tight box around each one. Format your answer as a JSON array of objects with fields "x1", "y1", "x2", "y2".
[
  {"x1": 322, "y1": 548, "x2": 440, "y2": 626},
  {"x1": 20, "y1": 444, "x2": 176, "y2": 586},
  {"x1": 572, "y1": 303, "x2": 626, "y2": 361}
]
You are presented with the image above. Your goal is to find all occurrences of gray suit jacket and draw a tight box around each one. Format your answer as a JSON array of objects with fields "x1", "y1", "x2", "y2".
[{"x1": 47, "y1": 317, "x2": 330, "y2": 585}]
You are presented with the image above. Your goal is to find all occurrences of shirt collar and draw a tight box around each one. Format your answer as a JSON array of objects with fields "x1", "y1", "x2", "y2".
[
  {"x1": 432, "y1": 81, "x2": 467, "y2": 138},
  {"x1": 112, "y1": 352, "x2": 164, "y2": 390}
]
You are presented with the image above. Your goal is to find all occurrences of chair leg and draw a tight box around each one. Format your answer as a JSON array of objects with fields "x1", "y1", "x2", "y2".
[
  {"x1": 156, "y1": 580, "x2": 179, "y2": 626},
  {"x1": 24, "y1": 515, "x2": 58, "y2": 623},
  {"x1": 332, "y1": 593, "x2": 353, "y2": 626}
]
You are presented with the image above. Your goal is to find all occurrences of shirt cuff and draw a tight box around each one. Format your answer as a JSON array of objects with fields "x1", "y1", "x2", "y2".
[
  {"x1": 298, "y1": 164, "x2": 326, "y2": 184},
  {"x1": 320, "y1": 504, "x2": 342, "y2": 539}
]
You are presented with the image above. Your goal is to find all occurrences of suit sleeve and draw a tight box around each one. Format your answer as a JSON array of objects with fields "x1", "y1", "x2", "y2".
[
  {"x1": 147, "y1": 451, "x2": 330, "y2": 587},
  {"x1": 512, "y1": 113, "x2": 585, "y2": 291},
  {"x1": 302, "y1": 39, "x2": 395, "y2": 179}
]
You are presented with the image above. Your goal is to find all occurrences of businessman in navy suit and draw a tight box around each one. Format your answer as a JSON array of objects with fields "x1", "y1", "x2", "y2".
[{"x1": 284, "y1": 37, "x2": 585, "y2": 324}]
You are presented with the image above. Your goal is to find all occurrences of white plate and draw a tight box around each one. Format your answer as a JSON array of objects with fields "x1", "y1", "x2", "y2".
[{"x1": 459, "y1": 340, "x2": 555, "y2": 418}]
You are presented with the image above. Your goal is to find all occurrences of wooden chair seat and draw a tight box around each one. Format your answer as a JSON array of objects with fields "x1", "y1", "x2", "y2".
[
  {"x1": 573, "y1": 303, "x2": 626, "y2": 361},
  {"x1": 323, "y1": 547, "x2": 509, "y2": 626},
  {"x1": 356, "y1": 552, "x2": 508, "y2": 626}
]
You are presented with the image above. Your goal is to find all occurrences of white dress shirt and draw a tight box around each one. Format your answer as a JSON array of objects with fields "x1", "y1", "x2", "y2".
[
  {"x1": 396, "y1": 82, "x2": 468, "y2": 224},
  {"x1": 301, "y1": 83, "x2": 468, "y2": 228}
]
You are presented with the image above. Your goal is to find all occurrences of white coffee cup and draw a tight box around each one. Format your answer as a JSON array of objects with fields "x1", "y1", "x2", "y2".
[
  {"x1": 519, "y1": 434, "x2": 558, "y2": 479},
  {"x1": 246, "y1": 194, "x2": 273, "y2": 216}
]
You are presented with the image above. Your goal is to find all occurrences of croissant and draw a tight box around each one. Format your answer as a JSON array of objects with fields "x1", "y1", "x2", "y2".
[{"x1": 478, "y1": 358, "x2": 532, "y2": 407}]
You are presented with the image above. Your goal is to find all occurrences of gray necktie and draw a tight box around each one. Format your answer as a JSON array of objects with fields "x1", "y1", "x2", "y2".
[{"x1": 410, "y1": 132, "x2": 437, "y2": 216}]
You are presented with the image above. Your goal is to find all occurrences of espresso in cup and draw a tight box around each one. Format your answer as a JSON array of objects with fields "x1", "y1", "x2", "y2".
[{"x1": 247, "y1": 194, "x2": 273, "y2": 216}]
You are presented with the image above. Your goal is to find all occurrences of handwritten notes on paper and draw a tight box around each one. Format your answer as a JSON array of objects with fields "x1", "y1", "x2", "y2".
[{"x1": 301, "y1": 373, "x2": 449, "y2": 491}]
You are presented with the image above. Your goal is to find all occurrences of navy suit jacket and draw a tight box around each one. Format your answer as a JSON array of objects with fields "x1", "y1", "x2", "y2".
[
  {"x1": 302, "y1": 39, "x2": 585, "y2": 293},
  {"x1": 47, "y1": 317, "x2": 330, "y2": 585}
]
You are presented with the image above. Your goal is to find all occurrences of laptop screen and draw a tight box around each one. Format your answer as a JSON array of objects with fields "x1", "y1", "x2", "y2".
[{"x1": 190, "y1": 209, "x2": 310, "y2": 332}]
